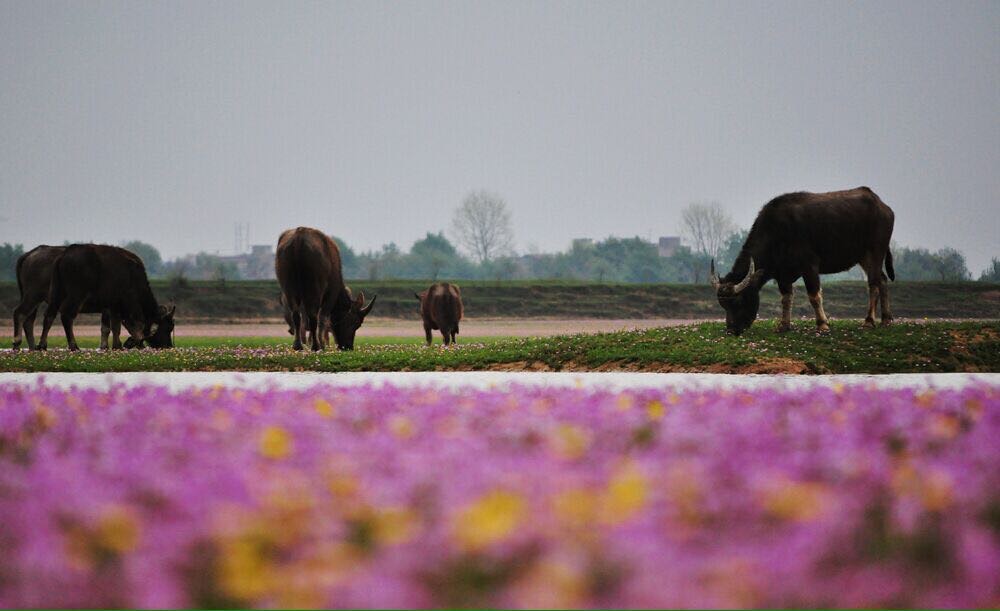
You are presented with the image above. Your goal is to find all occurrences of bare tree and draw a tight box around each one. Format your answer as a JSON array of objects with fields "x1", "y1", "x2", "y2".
[
  {"x1": 450, "y1": 190, "x2": 514, "y2": 263},
  {"x1": 680, "y1": 201, "x2": 736, "y2": 260}
]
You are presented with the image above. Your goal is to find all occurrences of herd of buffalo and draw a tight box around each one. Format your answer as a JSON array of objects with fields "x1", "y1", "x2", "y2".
[{"x1": 9, "y1": 186, "x2": 896, "y2": 351}]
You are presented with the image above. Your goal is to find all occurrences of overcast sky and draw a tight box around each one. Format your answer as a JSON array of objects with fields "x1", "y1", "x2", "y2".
[{"x1": 2, "y1": 1, "x2": 998, "y2": 271}]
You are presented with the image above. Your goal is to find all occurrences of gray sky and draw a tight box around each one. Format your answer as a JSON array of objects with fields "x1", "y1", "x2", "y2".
[{"x1": 2, "y1": 1, "x2": 998, "y2": 271}]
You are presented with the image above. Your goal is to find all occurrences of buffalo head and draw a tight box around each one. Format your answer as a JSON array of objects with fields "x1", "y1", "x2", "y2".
[
  {"x1": 125, "y1": 305, "x2": 176, "y2": 349},
  {"x1": 331, "y1": 291, "x2": 376, "y2": 350},
  {"x1": 711, "y1": 258, "x2": 765, "y2": 336}
]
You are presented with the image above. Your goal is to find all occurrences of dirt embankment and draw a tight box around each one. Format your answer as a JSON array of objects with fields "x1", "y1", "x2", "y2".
[{"x1": 471, "y1": 357, "x2": 814, "y2": 374}]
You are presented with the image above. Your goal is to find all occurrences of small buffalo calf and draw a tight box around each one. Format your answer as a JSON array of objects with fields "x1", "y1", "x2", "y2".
[{"x1": 416, "y1": 283, "x2": 463, "y2": 346}]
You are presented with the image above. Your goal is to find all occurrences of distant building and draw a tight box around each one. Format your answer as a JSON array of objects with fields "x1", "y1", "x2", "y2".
[
  {"x1": 658, "y1": 236, "x2": 681, "y2": 257},
  {"x1": 217, "y1": 244, "x2": 276, "y2": 279}
]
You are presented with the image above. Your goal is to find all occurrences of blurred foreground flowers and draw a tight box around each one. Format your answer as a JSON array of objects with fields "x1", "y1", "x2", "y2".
[{"x1": 0, "y1": 382, "x2": 998, "y2": 608}]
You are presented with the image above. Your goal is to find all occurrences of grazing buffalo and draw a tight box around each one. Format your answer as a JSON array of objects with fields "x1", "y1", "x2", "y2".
[
  {"x1": 275, "y1": 227, "x2": 375, "y2": 350},
  {"x1": 415, "y1": 282, "x2": 464, "y2": 346},
  {"x1": 710, "y1": 187, "x2": 895, "y2": 336},
  {"x1": 13, "y1": 245, "x2": 172, "y2": 350},
  {"x1": 37, "y1": 244, "x2": 175, "y2": 351}
]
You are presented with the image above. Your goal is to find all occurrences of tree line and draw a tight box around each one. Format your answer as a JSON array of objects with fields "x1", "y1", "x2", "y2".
[{"x1": 1, "y1": 194, "x2": 996, "y2": 283}]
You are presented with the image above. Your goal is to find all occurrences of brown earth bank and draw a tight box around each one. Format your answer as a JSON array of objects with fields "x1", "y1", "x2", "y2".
[
  {"x1": 474, "y1": 357, "x2": 814, "y2": 374},
  {"x1": 2, "y1": 280, "x2": 997, "y2": 321}
]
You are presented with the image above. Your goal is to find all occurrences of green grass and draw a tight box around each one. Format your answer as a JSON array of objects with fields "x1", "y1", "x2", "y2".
[
  {"x1": 2, "y1": 280, "x2": 997, "y2": 321},
  {"x1": 1, "y1": 321, "x2": 996, "y2": 374}
]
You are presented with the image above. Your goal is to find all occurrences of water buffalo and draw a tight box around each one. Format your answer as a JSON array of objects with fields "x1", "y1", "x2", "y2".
[
  {"x1": 710, "y1": 187, "x2": 895, "y2": 336},
  {"x1": 415, "y1": 282, "x2": 464, "y2": 346},
  {"x1": 37, "y1": 244, "x2": 175, "y2": 351},
  {"x1": 13, "y1": 245, "x2": 173, "y2": 350},
  {"x1": 275, "y1": 227, "x2": 375, "y2": 350}
]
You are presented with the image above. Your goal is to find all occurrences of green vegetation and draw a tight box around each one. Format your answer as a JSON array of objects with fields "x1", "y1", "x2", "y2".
[
  {"x1": 3, "y1": 279, "x2": 996, "y2": 322},
  {"x1": 2, "y1": 321, "x2": 996, "y2": 374}
]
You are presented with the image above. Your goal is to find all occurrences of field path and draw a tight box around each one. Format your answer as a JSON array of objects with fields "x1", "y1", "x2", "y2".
[
  {"x1": 0, "y1": 318, "x2": 709, "y2": 339},
  {"x1": 2, "y1": 371, "x2": 996, "y2": 392}
]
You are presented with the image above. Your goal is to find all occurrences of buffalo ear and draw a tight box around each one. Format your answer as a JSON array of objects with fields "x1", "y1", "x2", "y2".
[
  {"x1": 354, "y1": 290, "x2": 366, "y2": 307},
  {"x1": 167, "y1": 304, "x2": 176, "y2": 319}
]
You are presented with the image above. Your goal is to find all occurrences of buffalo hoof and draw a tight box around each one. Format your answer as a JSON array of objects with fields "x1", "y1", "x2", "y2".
[
  {"x1": 775, "y1": 322, "x2": 791, "y2": 333},
  {"x1": 68, "y1": 344, "x2": 80, "y2": 352},
  {"x1": 35, "y1": 344, "x2": 47, "y2": 352},
  {"x1": 880, "y1": 318, "x2": 893, "y2": 327},
  {"x1": 11, "y1": 342, "x2": 21, "y2": 351},
  {"x1": 817, "y1": 323, "x2": 831, "y2": 334},
  {"x1": 862, "y1": 319, "x2": 876, "y2": 329}
]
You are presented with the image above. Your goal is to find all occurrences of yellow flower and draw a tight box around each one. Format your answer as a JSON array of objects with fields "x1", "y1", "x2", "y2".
[
  {"x1": 511, "y1": 558, "x2": 585, "y2": 608},
  {"x1": 373, "y1": 506, "x2": 419, "y2": 545},
  {"x1": 601, "y1": 463, "x2": 648, "y2": 524},
  {"x1": 616, "y1": 395, "x2": 634, "y2": 411},
  {"x1": 220, "y1": 534, "x2": 275, "y2": 599},
  {"x1": 97, "y1": 505, "x2": 141, "y2": 553},
  {"x1": 760, "y1": 478, "x2": 829, "y2": 522},
  {"x1": 646, "y1": 400, "x2": 665, "y2": 421},
  {"x1": 259, "y1": 426, "x2": 293, "y2": 460},
  {"x1": 552, "y1": 488, "x2": 599, "y2": 529},
  {"x1": 928, "y1": 414, "x2": 961, "y2": 441},
  {"x1": 453, "y1": 490, "x2": 526, "y2": 550},
  {"x1": 550, "y1": 424, "x2": 591, "y2": 460},
  {"x1": 389, "y1": 415, "x2": 416, "y2": 439},
  {"x1": 915, "y1": 391, "x2": 936, "y2": 408},
  {"x1": 314, "y1": 398, "x2": 336, "y2": 418},
  {"x1": 920, "y1": 469, "x2": 954, "y2": 511},
  {"x1": 32, "y1": 400, "x2": 57, "y2": 429},
  {"x1": 63, "y1": 504, "x2": 141, "y2": 569},
  {"x1": 666, "y1": 462, "x2": 703, "y2": 527}
]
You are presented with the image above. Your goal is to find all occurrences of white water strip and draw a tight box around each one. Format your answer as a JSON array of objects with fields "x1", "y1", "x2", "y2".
[{"x1": 1, "y1": 372, "x2": 997, "y2": 393}]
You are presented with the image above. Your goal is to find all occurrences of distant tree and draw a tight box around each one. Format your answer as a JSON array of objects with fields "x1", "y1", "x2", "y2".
[
  {"x1": 410, "y1": 232, "x2": 459, "y2": 280},
  {"x1": 715, "y1": 229, "x2": 748, "y2": 275},
  {"x1": 893, "y1": 245, "x2": 970, "y2": 281},
  {"x1": 330, "y1": 236, "x2": 360, "y2": 278},
  {"x1": 121, "y1": 240, "x2": 163, "y2": 277},
  {"x1": 979, "y1": 258, "x2": 1000, "y2": 282},
  {"x1": 662, "y1": 245, "x2": 712, "y2": 284},
  {"x1": 451, "y1": 190, "x2": 514, "y2": 263},
  {"x1": 680, "y1": 201, "x2": 736, "y2": 261},
  {"x1": 0, "y1": 243, "x2": 24, "y2": 282},
  {"x1": 929, "y1": 247, "x2": 969, "y2": 281}
]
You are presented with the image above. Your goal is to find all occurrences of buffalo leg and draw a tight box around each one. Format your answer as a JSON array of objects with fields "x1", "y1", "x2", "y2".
[
  {"x1": 23, "y1": 308, "x2": 38, "y2": 350},
  {"x1": 777, "y1": 283, "x2": 794, "y2": 333},
  {"x1": 864, "y1": 283, "x2": 878, "y2": 328},
  {"x1": 38, "y1": 303, "x2": 60, "y2": 351},
  {"x1": 100, "y1": 312, "x2": 111, "y2": 350},
  {"x1": 291, "y1": 310, "x2": 304, "y2": 351},
  {"x1": 307, "y1": 313, "x2": 321, "y2": 351},
  {"x1": 451, "y1": 330, "x2": 457, "y2": 345},
  {"x1": 441, "y1": 329, "x2": 451, "y2": 346},
  {"x1": 878, "y1": 271, "x2": 893, "y2": 326},
  {"x1": 12, "y1": 300, "x2": 37, "y2": 350},
  {"x1": 61, "y1": 310, "x2": 80, "y2": 351},
  {"x1": 111, "y1": 315, "x2": 124, "y2": 349},
  {"x1": 424, "y1": 324, "x2": 433, "y2": 346},
  {"x1": 803, "y1": 271, "x2": 829, "y2": 332}
]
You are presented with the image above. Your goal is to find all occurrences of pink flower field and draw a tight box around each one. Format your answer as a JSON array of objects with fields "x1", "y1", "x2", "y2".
[{"x1": 0, "y1": 382, "x2": 998, "y2": 608}]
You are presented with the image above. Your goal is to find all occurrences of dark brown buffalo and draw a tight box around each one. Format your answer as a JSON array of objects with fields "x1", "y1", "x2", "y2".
[
  {"x1": 275, "y1": 227, "x2": 375, "y2": 350},
  {"x1": 710, "y1": 187, "x2": 895, "y2": 336},
  {"x1": 13, "y1": 245, "x2": 173, "y2": 350},
  {"x1": 37, "y1": 244, "x2": 175, "y2": 351},
  {"x1": 416, "y1": 282, "x2": 463, "y2": 346}
]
